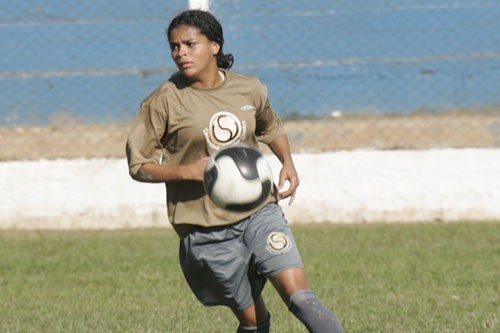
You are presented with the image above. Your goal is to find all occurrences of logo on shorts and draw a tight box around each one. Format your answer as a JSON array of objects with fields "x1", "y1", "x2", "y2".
[{"x1": 266, "y1": 232, "x2": 292, "y2": 254}]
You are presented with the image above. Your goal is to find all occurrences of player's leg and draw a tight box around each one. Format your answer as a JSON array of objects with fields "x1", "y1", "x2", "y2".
[
  {"x1": 270, "y1": 267, "x2": 344, "y2": 333},
  {"x1": 231, "y1": 295, "x2": 271, "y2": 333},
  {"x1": 179, "y1": 220, "x2": 269, "y2": 332},
  {"x1": 269, "y1": 267, "x2": 309, "y2": 300},
  {"x1": 244, "y1": 203, "x2": 343, "y2": 332}
]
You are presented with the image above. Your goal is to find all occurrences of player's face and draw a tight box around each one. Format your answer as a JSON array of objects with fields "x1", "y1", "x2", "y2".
[{"x1": 169, "y1": 25, "x2": 220, "y2": 86}]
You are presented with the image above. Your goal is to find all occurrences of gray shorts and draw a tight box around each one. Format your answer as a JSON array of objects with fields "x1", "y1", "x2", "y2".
[{"x1": 179, "y1": 203, "x2": 304, "y2": 310}]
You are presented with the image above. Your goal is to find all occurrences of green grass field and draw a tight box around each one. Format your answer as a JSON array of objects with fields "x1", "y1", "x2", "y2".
[{"x1": 1, "y1": 222, "x2": 499, "y2": 333}]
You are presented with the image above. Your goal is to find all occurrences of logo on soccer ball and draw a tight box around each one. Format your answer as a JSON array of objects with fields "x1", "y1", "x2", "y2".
[
  {"x1": 266, "y1": 232, "x2": 292, "y2": 254},
  {"x1": 204, "y1": 111, "x2": 246, "y2": 150}
]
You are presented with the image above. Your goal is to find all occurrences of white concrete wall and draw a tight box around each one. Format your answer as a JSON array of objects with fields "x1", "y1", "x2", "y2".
[{"x1": 1, "y1": 149, "x2": 500, "y2": 230}]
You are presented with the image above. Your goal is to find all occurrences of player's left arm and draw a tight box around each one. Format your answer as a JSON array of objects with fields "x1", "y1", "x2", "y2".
[{"x1": 268, "y1": 135, "x2": 300, "y2": 205}]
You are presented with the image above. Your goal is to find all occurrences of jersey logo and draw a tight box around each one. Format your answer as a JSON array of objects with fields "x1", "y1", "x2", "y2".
[
  {"x1": 266, "y1": 232, "x2": 292, "y2": 254},
  {"x1": 240, "y1": 104, "x2": 256, "y2": 111},
  {"x1": 204, "y1": 111, "x2": 246, "y2": 150}
]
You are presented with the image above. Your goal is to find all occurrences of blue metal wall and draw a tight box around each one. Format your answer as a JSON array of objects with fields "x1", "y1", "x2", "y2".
[{"x1": 1, "y1": 1, "x2": 499, "y2": 125}]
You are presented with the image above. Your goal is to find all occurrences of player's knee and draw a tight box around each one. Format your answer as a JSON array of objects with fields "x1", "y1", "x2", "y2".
[{"x1": 288, "y1": 290, "x2": 344, "y2": 333}]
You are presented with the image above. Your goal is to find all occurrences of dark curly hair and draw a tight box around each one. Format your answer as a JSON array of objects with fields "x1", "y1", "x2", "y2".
[{"x1": 167, "y1": 10, "x2": 234, "y2": 69}]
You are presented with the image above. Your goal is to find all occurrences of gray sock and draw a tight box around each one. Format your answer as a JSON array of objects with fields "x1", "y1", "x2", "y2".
[
  {"x1": 288, "y1": 290, "x2": 344, "y2": 333},
  {"x1": 236, "y1": 312, "x2": 270, "y2": 333}
]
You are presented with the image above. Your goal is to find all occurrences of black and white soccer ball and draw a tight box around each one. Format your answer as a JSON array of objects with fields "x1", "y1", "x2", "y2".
[{"x1": 204, "y1": 145, "x2": 273, "y2": 212}]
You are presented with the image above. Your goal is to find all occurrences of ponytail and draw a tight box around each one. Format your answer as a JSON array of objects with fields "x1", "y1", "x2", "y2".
[{"x1": 217, "y1": 52, "x2": 234, "y2": 69}]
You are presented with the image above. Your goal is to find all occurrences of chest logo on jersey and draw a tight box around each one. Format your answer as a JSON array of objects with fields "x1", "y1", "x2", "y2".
[{"x1": 204, "y1": 111, "x2": 246, "y2": 150}]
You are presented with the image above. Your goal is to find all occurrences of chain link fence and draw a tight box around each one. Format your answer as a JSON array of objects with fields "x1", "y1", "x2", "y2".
[{"x1": 1, "y1": 0, "x2": 500, "y2": 160}]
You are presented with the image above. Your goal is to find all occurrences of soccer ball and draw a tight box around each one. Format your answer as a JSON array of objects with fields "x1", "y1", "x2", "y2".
[{"x1": 204, "y1": 145, "x2": 273, "y2": 212}]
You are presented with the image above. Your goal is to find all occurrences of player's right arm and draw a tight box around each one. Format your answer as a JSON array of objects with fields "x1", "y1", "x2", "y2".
[
  {"x1": 126, "y1": 93, "x2": 209, "y2": 183},
  {"x1": 132, "y1": 159, "x2": 208, "y2": 183}
]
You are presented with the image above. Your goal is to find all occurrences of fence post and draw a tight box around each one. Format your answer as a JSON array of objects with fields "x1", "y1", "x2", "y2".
[{"x1": 189, "y1": 0, "x2": 209, "y2": 11}]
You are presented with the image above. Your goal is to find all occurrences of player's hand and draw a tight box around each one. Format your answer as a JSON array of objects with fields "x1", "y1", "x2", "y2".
[
  {"x1": 277, "y1": 162, "x2": 300, "y2": 205},
  {"x1": 185, "y1": 157, "x2": 210, "y2": 182}
]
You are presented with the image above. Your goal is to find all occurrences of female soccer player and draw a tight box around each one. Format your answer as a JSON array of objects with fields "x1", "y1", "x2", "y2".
[{"x1": 126, "y1": 9, "x2": 344, "y2": 333}]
